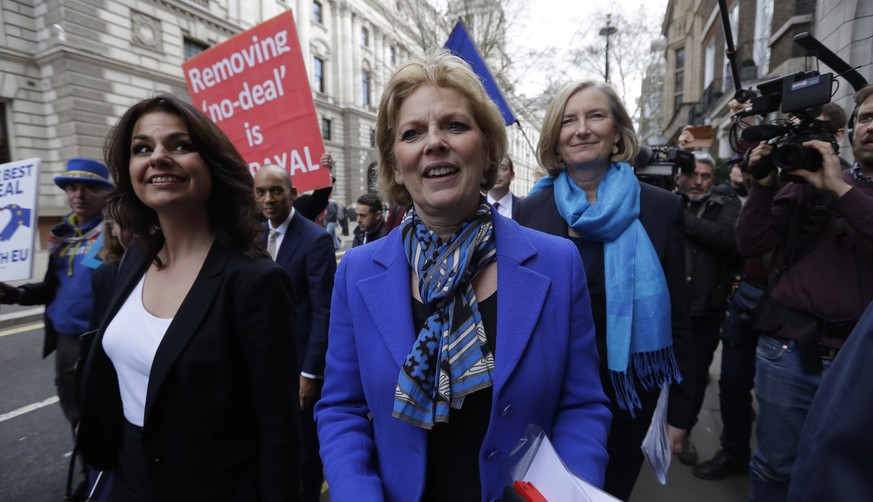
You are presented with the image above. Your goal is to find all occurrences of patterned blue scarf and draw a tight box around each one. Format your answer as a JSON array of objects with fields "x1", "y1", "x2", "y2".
[
  {"x1": 393, "y1": 198, "x2": 497, "y2": 428},
  {"x1": 529, "y1": 162, "x2": 681, "y2": 414}
]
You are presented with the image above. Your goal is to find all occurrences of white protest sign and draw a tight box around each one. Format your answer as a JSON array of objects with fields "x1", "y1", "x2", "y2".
[{"x1": 0, "y1": 158, "x2": 40, "y2": 281}]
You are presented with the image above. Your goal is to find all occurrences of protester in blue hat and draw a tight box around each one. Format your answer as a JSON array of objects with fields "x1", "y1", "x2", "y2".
[{"x1": 0, "y1": 157, "x2": 113, "y2": 496}]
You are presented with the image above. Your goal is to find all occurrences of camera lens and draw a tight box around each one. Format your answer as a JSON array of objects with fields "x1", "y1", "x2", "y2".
[
  {"x1": 774, "y1": 143, "x2": 821, "y2": 172},
  {"x1": 774, "y1": 144, "x2": 805, "y2": 170}
]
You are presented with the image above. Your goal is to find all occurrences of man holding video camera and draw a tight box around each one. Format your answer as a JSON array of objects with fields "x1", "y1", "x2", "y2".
[{"x1": 736, "y1": 84, "x2": 873, "y2": 501}]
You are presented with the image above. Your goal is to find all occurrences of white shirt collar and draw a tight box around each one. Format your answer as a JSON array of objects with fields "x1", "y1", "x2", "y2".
[
  {"x1": 487, "y1": 191, "x2": 513, "y2": 218},
  {"x1": 268, "y1": 207, "x2": 296, "y2": 234},
  {"x1": 268, "y1": 208, "x2": 296, "y2": 255}
]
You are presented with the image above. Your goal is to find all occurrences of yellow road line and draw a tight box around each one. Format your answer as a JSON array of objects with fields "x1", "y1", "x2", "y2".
[{"x1": 0, "y1": 322, "x2": 44, "y2": 337}]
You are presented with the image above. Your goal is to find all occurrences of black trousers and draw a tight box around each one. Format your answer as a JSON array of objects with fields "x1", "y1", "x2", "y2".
[
  {"x1": 301, "y1": 391, "x2": 323, "y2": 502},
  {"x1": 718, "y1": 334, "x2": 757, "y2": 458},
  {"x1": 688, "y1": 314, "x2": 725, "y2": 432},
  {"x1": 109, "y1": 421, "x2": 153, "y2": 502},
  {"x1": 604, "y1": 385, "x2": 659, "y2": 501}
]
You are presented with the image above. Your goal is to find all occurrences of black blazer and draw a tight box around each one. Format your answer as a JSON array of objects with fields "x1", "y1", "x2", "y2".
[
  {"x1": 78, "y1": 239, "x2": 301, "y2": 501},
  {"x1": 518, "y1": 182, "x2": 697, "y2": 428},
  {"x1": 273, "y1": 214, "x2": 335, "y2": 375},
  {"x1": 510, "y1": 193, "x2": 522, "y2": 220}
]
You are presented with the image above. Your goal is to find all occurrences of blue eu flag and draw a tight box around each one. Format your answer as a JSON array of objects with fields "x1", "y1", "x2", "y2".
[
  {"x1": 444, "y1": 20, "x2": 517, "y2": 126},
  {"x1": 0, "y1": 204, "x2": 31, "y2": 241}
]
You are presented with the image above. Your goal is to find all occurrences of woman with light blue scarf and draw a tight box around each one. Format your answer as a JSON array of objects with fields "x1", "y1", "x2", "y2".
[{"x1": 519, "y1": 80, "x2": 697, "y2": 501}]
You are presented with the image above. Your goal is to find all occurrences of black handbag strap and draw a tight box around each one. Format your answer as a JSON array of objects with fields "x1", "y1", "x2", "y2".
[{"x1": 63, "y1": 445, "x2": 77, "y2": 500}]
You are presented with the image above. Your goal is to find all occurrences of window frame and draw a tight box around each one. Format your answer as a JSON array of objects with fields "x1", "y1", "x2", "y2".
[
  {"x1": 313, "y1": 56, "x2": 325, "y2": 93},
  {"x1": 321, "y1": 117, "x2": 332, "y2": 140},
  {"x1": 362, "y1": 69, "x2": 371, "y2": 105},
  {"x1": 183, "y1": 37, "x2": 209, "y2": 60},
  {"x1": 313, "y1": 1, "x2": 323, "y2": 24}
]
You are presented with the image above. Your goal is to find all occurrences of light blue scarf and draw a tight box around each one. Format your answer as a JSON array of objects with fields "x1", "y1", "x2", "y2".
[{"x1": 529, "y1": 162, "x2": 681, "y2": 414}]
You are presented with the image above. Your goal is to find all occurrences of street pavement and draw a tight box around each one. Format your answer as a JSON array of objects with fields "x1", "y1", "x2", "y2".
[
  {"x1": 628, "y1": 344, "x2": 751, "y2": 502},
  {"x1": 2, "y1": 231, "x2": 751, "y2": 501}
]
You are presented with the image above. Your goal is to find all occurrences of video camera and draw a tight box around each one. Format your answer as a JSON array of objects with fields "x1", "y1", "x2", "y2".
[
  {"x1": 633, "y1": 146, "x2": 695, "y2": 190},
  {"x1": 732, "y1": 33, "x2": 868, "y2": 179},
  {"x1": 737, "y1": 72, "x2": 838, "y2": 177}
]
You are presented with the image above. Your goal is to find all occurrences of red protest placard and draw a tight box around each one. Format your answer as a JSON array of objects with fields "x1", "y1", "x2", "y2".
[{"x1": 182, "y1": 11, "x2": 330, "y2": 192}]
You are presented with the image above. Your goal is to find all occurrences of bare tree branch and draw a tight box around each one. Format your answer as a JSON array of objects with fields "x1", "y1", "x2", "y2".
[{"x1": 563, "y1": 8, "x2": 664, "y2": 137}]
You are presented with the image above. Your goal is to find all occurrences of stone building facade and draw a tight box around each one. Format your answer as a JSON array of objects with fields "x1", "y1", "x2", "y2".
[
  {"x1": 0, "y1": 0, "x2": 540, "y2": 243},
  {"x1": 660, "y1": 0, "x2": 872, "y2": 162}
]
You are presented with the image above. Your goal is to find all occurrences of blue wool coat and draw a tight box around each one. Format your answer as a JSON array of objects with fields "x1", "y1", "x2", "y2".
[{"x1": 315, "y1": 212, "x2": 611, "y2": 502}]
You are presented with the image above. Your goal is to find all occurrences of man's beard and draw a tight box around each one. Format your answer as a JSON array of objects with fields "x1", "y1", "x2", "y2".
[
  {"x1": 852, "y1": 142, "x2": 873, "y2": 169},
  {"x1": 686, "y1": 190, "x2": 711, "y2": 202}
]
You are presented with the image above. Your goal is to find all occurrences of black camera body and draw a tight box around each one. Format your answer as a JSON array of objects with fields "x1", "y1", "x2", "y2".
[
  {"x1": 738, "y1": 71, "x2": 838, "y2": 179},
  {"x1": 742, "y1": 116, "x2": 839, "y2": 179},
  {"x1": 769, "y1": 119, "x2": 838, "y2": 172},
  {"x1": 633, "y1": 145, "x2": 695, "y2": 190}
]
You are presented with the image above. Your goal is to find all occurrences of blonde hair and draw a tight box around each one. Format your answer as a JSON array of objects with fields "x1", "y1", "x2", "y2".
[
  {"x1": 537, "y1": 81, "x2": 639, "y2": 177},
  {"x1": 374, "y1": 49, "x2": 507, "y2": 206}
]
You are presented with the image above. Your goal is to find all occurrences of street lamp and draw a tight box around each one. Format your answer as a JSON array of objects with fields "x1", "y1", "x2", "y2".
[{"x1": 599, "y1": 14, "x2": 618, "y2": 83}]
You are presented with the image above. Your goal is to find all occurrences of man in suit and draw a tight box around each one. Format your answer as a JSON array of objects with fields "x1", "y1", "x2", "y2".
[
  {"x1": 254, "y1": 164, "x2": 336, "y2": 502},
  {"x1": 487, "y1": 155, "x2": 522, "y2": 220}
]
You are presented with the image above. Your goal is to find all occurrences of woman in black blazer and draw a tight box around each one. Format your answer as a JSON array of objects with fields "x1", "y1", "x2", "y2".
[
  {"x1": 518, "y1": 81, "x2": 697, "y2": 500},
  {"x1": 78, "y1": 93, "x2": 300, "y2": 501}
]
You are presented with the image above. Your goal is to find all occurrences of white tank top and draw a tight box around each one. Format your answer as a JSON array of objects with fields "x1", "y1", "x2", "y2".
[{"x1": 102, "y1": 274, "x2": 174, "y2": 427}]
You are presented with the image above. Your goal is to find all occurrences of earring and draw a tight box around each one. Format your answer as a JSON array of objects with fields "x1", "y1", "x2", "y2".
[{"x1": 612, "y1": 144, "x2": 619, "y2": 155}]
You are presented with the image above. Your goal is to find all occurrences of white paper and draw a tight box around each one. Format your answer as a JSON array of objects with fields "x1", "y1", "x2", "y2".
[
  {"x1": 522, "y1": 431, "x2": 620, "y2": 502},
  {"x1": 641, "y1": 384, "x2": 671, "y2": 485}
]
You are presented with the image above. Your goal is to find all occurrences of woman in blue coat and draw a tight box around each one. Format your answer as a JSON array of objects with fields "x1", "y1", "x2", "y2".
[{"x1": 314, "y1": 50, "x2": 611, "y2": 502}]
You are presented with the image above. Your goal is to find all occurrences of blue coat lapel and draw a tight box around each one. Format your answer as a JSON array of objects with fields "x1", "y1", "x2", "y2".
[
  {"x1": 355, "y1": 214, "x2": 551, "y2": 391},
  {"x1": 491, "y1": 214, "x2": 549, "y2": 391},
  {"x1": 357, "y1": 234, "x2": 415, "y2": 370}
]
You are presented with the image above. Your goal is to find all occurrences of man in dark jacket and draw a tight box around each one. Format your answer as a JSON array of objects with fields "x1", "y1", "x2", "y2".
[
  {"x1": 674, "y1": 153, "x2": 741, "y2": 465},
  {"x1": 736, "y1": 84, "x2": 873, "y2": 501},
  {"x1": 352, "y1": 193, "x2": 385, "y2": 247},
  {"x1": 254, "y1": 164, "x2": 335, "y2": 502},
  {"x1": 294, "y1": 152, "x2": 335, "y2": 221}
]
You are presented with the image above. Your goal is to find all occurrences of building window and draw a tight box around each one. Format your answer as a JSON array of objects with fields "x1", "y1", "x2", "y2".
[
  {"x1": 0, "y1": 103, "x2": 11, "y2": 165},
  {"x1": 313, "y1": 1, "x2": 323, "y2": 24},
  {"x1": 313, "y1": 56, "x2": 325, "y2": 93},
  {"x1": 390, "y1": 46, "x2": 396, "y2": 65},
  {"x1": 361, "y1": 27, "x2": 369, "y2": 48},
  {"x1": 362, "y1": 70, "x2": 371, "y2": 105},
  {"x1": 321, "y1": 118, "x2": 332, "y2": 140},
  {"x1": 183, "y1": 37, "x2": 208, "y2": 60},
  {"x1": 674, "y1": 47, "x2": 685, "y2": 112},
  {"x1": 753, "y1": 0, "x2": 771, "y2": 76},
  {"x1": 312, "y1": 1, "x2": 324, "y2": 24}
]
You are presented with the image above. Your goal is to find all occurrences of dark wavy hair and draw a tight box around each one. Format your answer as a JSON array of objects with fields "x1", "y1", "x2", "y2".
[{"x1": 104, "y1": 93, "x2": 265, "y2": 267}]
